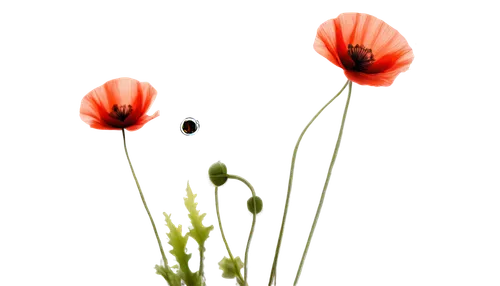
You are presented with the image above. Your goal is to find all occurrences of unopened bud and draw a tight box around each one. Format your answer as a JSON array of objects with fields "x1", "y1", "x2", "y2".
[
  {"x1": 247, "y1": 196, "x2": 263, "y2": 215},
  {"x1": 209, "y1": 161, "x2": 228, "y2": 186}
]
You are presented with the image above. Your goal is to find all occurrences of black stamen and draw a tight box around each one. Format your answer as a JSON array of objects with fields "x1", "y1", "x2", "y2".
[
  {"x1": 348, "y1": 44, "x2": 375, "y2": 72},
  {"x1": 109, "y1": 104, "x2": 133, "y2": 121}
]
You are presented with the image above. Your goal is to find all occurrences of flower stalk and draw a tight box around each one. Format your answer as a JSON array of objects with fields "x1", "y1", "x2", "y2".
[
  {"x1": 228, "y1": 174, "x2": 262, "y2": 285},
  {"x1": 291, "y1": 81, "x2": 354, "y2": 286},
  {"x1": 120, "y1": 129, "x2": 173, "y2": 285},
  {"x1": 212, "y1": 187, "x2": 245, "y2": 285},
  {"x1": 266, "y1": 81, "x2": 352, "y2": 286}
]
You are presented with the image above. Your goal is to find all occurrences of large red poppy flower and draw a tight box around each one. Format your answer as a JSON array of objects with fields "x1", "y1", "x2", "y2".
[
  {"x1": 80, "y1": 78, "x2": 159, "y2": 131},
  {"x1": 314, "y1": 13, "x2": 414, "y2": 86}
]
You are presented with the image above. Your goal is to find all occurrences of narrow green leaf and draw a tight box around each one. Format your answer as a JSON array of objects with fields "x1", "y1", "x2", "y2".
[
  {"x1": 153, "y1": 263, "x2": 182, "y2": 286},
  {"x1": 184, "y1": 182, "x2": 214, "y2": 246},
  {"x1": 164, "y1": 213, "x2": 201, "y2": 286}
]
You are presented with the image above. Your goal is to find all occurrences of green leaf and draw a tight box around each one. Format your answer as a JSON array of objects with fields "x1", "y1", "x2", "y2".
[
  {"x1": 216, "y1": 255, "x2": 243, "y2": 279},
  {"x1": 164, "y1": 213, "x2": 201, "y2": 286},
  {"x1": 155, "y1": 264, "x2": 181, "y2": 286},
  {"x1": 164, "y1": 213, "x2": 190, "y2": 266},
  {"x1": 184, "y1": 182, "x2": 214, "y2": 247}
]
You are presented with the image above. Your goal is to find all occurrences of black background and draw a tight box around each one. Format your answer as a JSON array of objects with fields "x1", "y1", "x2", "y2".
[{"x1": 66, "y1": 4, "x2": 432, "y2": 285}]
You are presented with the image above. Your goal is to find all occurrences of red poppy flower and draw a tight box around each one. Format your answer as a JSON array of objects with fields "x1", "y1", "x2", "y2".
[
  {"x1": 80, "y1": 77, "x2": 159, "y2": 131},
  {"x1": 314, "y1": 13, "x2": 414, "y2": 86}
]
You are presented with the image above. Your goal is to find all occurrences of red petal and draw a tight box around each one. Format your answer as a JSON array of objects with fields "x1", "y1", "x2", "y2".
[{"x1": 334, "y1": 17, "x2": 354, "y2": 70}]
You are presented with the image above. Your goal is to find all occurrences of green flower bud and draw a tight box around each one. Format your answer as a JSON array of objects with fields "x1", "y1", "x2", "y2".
[
  {"x1": 209, "y1": 161, "x2": 228, "y2": 186},
  {"x1": 247, "y1": 196, "x2": 263, "y2": 215}
]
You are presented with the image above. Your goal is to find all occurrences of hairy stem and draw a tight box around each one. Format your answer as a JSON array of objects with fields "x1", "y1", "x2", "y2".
[
  {"x1": 212, "y1": 188, "x2": 245, "y2": 285},
  {"x1": 292, "y1": 82, "x2": 354, "y2": 286},
  {"x1": 228, "y1": 174, "x2": 257, "y2": 285},
  {"x1": 266, "y1": 81, "x2": 347, "y2": 286}
]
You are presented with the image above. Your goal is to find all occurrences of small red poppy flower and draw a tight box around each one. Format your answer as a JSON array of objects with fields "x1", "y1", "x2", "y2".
[
  {"x1": 80, "y1": 77, "x2": 160, "y2": 131},
  {"x1": 314, "y1": 13, "x2": 414, "y2": 86}
]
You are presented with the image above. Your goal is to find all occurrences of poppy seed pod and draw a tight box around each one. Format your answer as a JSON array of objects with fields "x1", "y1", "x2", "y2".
[
  {"x1": 247, "y1": 196, "x2": 263, "y2": 215},
  {"x1": 209, "y1": 161, "x2": 228, "y2": 186}
]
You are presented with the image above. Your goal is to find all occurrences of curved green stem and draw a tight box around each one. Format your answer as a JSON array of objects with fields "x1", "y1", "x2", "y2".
[
  {"x1": 226, "y1": 174, "x2": 257, "y2": 286},
  {"x1": 227, "y1": 174, "x2": 257, "y2": 196},
  {"x1": 212, "y1": 188, "x2": 245, "y2": 285},
  {"x1": 120, "y1": 129, "x2": 177, "y2": 286},
  {"x1": 268, "y1": 79, "x2": 349, "y2": 286},
  {"x1": 292, "y1": 82, "x2": 354, "y2": 286},
  {"x1": 120, "y1": 129, "x2": 169, "y2": 268}
]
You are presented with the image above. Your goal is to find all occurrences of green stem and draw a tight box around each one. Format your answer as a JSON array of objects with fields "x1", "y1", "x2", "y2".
[
  {"x1": 243, "y1": 214, "x2": 257, "y2": 285},
  {"x1": 268, "y1": 79, "x2": 349, "y2": 286},
  {"x1": 120, "y1": 129, "x2": 169, "y2": 269},
  {"x1": 292, "y1": 82, "x2": 353, "y2": 286},
  {"x1": 227, "y1": 174, "x2": 257, "y2": 196},
  {"x1": 226, "y1": 174, "x2": 257, "y2": 286},
  {"x1": 165, "y1": 274, "x2": 178, "y2": 286},
  {"x1": 199, "y1": 245, "x2": 205, "y2": 285},
  {"x1": 212, "y1": 188, "x2": 245, "y2": 285}
]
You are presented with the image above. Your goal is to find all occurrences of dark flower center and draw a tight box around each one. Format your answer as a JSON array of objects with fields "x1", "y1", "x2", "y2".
[
  {"x1": 348, "y1": 44, "x2": 375, "y2": 72},
  {"x1": 109, "y1": 104, "x2": 133, "y2": 121}
]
